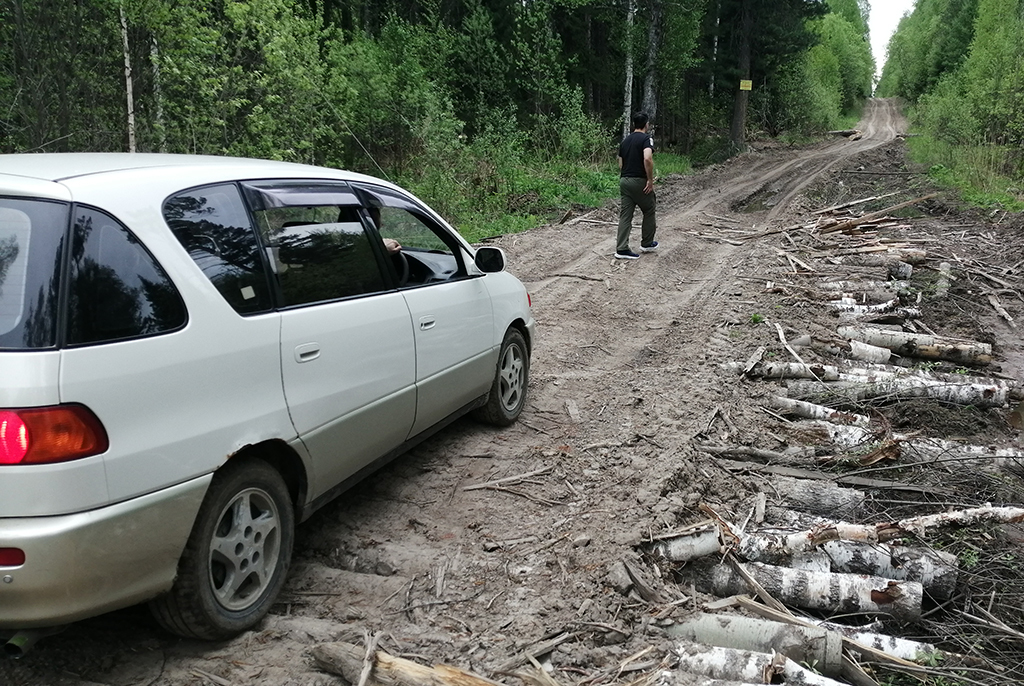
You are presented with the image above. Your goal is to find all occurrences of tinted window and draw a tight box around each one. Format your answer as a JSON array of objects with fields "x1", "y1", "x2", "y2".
[
  {"x1": 0, "y1": 198, "x2": 68, "y2": 350},
  {"x1": 253, "y1": 204, "x2": 387, "y2": 306},
  {"x1": 164, "y1": 184, "x2": 272, "y2": 314},
  {"x1": 66, "y1": 207, "x2": 186, "y2": 346}
]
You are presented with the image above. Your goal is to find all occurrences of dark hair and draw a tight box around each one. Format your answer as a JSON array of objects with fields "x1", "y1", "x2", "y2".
[{"x1": 631, "y1": 111, "x2": 649, "y2": 131}]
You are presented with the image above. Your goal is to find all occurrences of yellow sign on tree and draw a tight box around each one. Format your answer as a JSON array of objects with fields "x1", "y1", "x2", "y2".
[{"x1": 740, "y1": 80, "x2": 753, "y2": 91}]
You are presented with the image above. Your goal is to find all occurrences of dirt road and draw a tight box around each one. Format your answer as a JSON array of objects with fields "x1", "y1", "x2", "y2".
[{"x1": 5, "y1": 99, "x2": 1023, "y2": 686}]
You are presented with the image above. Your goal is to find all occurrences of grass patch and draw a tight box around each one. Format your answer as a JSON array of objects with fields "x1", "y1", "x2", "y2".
[
  {"x1": 907, "y1": 135, "x2": 1024, "y2": 211},
  {"x1": 405, "y1": 143, "x2": 692, "y2": 244}
]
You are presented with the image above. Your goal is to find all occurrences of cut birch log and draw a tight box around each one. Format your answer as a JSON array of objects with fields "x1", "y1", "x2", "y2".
[
  {"x1": 829, "y1": 297, "x2": 920, "y2": 320},
  {"x1": 674, "y1": 643, "x2": 848, "y2": 686},
  {"x1": 821, "y1": 541, "x2": 958, "y2": 600},
  {"x1": 756, "y1": 505, "x2": 1024, "y2": 553},
  {"x1": 695, "y1": 443, "x2": 820, "y2": 466},
  {"x1": 722, "y1": 361, "x2": 840, "y2": 381},
  {"x1": 710, "y1": 562, "x2": 923, "y2": 621},
  {"x1": 666, "y1": 614, "x2": 843, "y2": 677},
  {"x1": 659, "y1": 674, "x2": 770, "y2": 686},
  {"x1": 311, "y1": 642, "x2": 504, "y2": 686},
  {"x1": 810, "y1": 336, "x2": 892, "y2": 363},
  {"x1": 731, "y1": 529, "x2": 958, "y2": 597},
  {"x1": 651, "y1": 527, "x2": 723, "y2": 563},
  {"x1": 770, "y1": 475, "x2": 865, "y2": 519},
  {"x1": 769, "y1": 396, "x2": 870, "y2": 427},
  {"x1": 785, "y1": 376, "x2": 1010, "y2": 409},
  {"x1": 935, "y1": 262, "x2": 953, "y2": 298},
  {"x1": 837, "y1": 325, "x2": 994, "y2": 365},
  {"x1": 819, "y1": 279, "x2": 910, "y2": 293}
]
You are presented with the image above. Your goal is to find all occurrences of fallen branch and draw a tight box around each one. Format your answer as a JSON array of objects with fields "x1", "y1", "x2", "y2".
[
  {"x1": 819, "y1": 193, "x2": 938, "y2": 235},
  {"x1": 463, "y1": 467, "x2": 552, "y2": 491},
  {"x1": 312, "y1": 642, "x2": 504, "y2": 686}
]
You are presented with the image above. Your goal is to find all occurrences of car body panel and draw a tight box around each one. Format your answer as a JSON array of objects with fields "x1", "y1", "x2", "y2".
[
  {"x1": 0, "y1": 474, "x2": 210, "y2": 628},
  {"x1": 401, "y1": 278, "x2": 496, "y2": 435},
  {"x1": 279, "y1": 292, "x2": 417, "y2": 499}
]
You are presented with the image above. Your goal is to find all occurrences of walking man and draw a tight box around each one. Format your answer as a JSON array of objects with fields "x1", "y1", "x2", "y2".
[{"x1": 616, "y1": 111, "x2": 658, "y2": 259}]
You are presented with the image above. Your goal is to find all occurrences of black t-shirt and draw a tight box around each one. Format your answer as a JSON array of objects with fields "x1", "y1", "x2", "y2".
[{"x1": 619, "y1": 131, "x2": 653, "y2": 178}]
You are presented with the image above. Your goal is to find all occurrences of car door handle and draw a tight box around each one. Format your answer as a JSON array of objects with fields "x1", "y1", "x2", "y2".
[
  {"x1": 294, "y1": 343, "x2": 321, "y2": 363},
  {"x1": 419, "y1": 316, "x2": 436, "y2": 331}
]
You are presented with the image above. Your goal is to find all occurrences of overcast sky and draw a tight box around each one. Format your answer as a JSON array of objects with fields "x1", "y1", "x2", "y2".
[{"x1": 868, "y1": 0, "x2": 917, "y2": 79}]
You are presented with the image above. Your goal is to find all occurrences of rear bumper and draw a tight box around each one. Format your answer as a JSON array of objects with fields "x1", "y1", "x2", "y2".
[{"x1": 0, "y1": 474, "x2": 211, "y2": 629}]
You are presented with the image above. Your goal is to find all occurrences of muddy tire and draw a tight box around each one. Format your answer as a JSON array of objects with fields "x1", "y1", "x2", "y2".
[
  {"x1": 474, "y1": 328, "x2": 529, "y2": 426},
  {"x1": 149, "y1": 458, "x2": 294, "y2": 640}
]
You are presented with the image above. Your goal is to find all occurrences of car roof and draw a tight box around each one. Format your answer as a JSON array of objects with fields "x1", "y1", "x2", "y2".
[{"x1": 0, "y1": 153, "x2": 368, "y2": 183}]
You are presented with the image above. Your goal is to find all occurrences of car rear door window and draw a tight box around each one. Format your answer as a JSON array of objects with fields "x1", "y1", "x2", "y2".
[
  {"x1": 66, "y1": 207, "x2": 186, "y2": 346},
  {"x1": 164, "y1": 184, "x2": 272, "y2": 314},
  {"x1": 243, "y1": 182, "x2": 389, "y2": 307}
]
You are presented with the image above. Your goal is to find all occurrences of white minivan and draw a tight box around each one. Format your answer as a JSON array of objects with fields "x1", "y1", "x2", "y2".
[{"x1": 0, "y1": 154, "x2": 534, "y2": 644}]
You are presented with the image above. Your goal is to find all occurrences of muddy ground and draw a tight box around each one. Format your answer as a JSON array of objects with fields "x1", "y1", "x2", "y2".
[{"x1": 4, "y1": 99, "x2": 1024, "y2": 686}]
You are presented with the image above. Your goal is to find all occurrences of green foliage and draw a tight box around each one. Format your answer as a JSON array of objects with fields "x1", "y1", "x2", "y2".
[{"x1": 908, "y1": 136, "x2": 1024, "y2": 211}]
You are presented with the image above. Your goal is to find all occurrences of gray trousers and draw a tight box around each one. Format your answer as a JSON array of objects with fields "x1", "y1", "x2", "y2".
[{"x1": 617, "y1": 177, "x2": 657, "y2": 252}]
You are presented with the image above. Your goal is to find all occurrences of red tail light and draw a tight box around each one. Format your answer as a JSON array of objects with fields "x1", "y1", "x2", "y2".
[
  {"x1": 0, "y1": 405, "x2": 108, "y2": 465},
  {"x1": 0, "y1": 548, "x2": 25, "y2": 567}
]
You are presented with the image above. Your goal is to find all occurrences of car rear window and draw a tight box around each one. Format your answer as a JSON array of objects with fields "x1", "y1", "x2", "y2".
[
  {"x1": 0, "y1": 198, "x2": 68, "y2": 349},
  {"x1": 65, "y1": 207, "x2": 187, "y2": 346}
]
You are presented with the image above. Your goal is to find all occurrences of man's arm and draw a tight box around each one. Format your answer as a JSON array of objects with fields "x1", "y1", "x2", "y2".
[
  {"x1": 643, "y1": 148, "x2": 654, "y2": 194},
  {"x1": 617, "y1": 155, "x2": 623, "y2": 172}
]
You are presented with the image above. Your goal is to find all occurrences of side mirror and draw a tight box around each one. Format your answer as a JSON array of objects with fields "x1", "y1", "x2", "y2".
[{"x1": 474, "y1": 246, "x2": 506, "y2": 273}]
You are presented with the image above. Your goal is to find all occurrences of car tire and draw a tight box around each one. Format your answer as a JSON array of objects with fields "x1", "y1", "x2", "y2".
[
  {"x1": 149, "y1": 458, "x2": 294, "y2": 640},
  {"x1": 474, "y1": 328, "x2": 529, "y2": 426}
]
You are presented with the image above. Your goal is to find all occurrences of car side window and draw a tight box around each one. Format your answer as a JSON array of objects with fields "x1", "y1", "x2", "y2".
[
  {"x1": 66, "y1": 207, "x2": 186, "y2": 346},
  {"x1": 356, "y1": 185, "x2": 465, "y2": 286},
  {"x1": 163, "y1": 184, "x2": 272, "y2": 314},
  {"x1": 252, "y1": 204, "x2": 387, "y2": 307}
]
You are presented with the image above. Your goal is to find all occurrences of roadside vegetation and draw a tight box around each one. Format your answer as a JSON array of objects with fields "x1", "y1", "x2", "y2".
[
  {"x1": 1, "y1": 0, "x2": 873, "y2": 237},
  {"x1": 877, "y1": 0, "x2": 1024, "y2": 212}
]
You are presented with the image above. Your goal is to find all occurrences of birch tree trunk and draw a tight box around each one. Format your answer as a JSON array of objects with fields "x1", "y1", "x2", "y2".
[
  {"x1": 119, "y1": 3, "x2": 136, "y2": 152},
  {"x1": 641, "y1": 0, "x2": 662, "y2": 122},
  {"x1": 150, "y1": 34, "x2": 166, "y2": 153},
  {"x1": 621, "y1": 0, "x2": 634, "y2": 137}
]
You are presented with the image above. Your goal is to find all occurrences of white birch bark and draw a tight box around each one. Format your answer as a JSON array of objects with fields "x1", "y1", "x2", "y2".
[
  {"x1": 667, "y1": 615, "x2": 842, "y2": 677},
  {"x1": 710, "y1": 562, "x2": 923, "y2": 621},
  {"x1": 837, "y1": 325, "x2": 994, "y2": 364},
  {"x1": 120, "y1": 3, "x2": 136, "y2": 153},
  {"x1": 621, "y1": 0, "x2": 634, "y2": 138},
  {"x1": 674, "y1": 642, "x2": 850, "y2": 686},
  {"x1": 769, "y1": 396, "x2": 870, "y2": 427}
]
